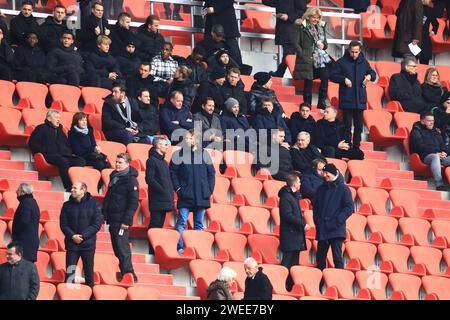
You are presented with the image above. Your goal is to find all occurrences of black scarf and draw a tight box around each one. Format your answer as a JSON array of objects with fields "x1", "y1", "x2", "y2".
[
  {"x1": 201, "y1": 108, "x2": 214, "y2": 125},
  {"x1": 402, "y1": 70, "x2": 418, "y2": 84}
]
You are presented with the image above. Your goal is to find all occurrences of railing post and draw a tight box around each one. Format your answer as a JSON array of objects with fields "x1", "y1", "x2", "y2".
[
  {"x1": 190, "y1": 2, "x2": 195, "y2": 48},
  {"x1": 341, "y1": 9, "x2": 345, "y2": 56},
  {"x1": 150, "y1": 0, "x2": 154, "y2": 14}
]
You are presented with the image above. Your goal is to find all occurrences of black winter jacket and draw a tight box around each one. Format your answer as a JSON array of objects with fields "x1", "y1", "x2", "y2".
[
  {"x1": 180, "y1": 56, "x2": 209, "y2": 85},
  {"x1": 133, "y1": 101, "x2": 159, "y2": 136},
  {"x1": 248, "y1": 82, "x2": 284, "y2": 116},
  {"x1": 28, "y1": 119, "x2": 73, "y2": 157},
  {"x1": 409, "y1": 120, "x2": 449, "y2": 161},
  {"x1": 219, "y1": 81, "x2": 248, "y2": 115},
  {"x1": 315, "y1": 119, "x2": 349, "y2": 149},
  {"x1": 9, "y1": 13, "x2": 39, "y2": 46},
  {"x1": 13, "y1": 44, "x2": 46, "y2": 72},
  {"x1": 68, "y1": 126, "x2": 97, "y2": 157},
  {"x1": 243, "y1": 267, "x2": 273, "y2": 300},
  {"x1": 300, "y1": 167, "x2": 324, "y2": 200},
  {"x1": 0, "y1": 260, "x2": 39, "y2": 300},
  {"x1": 101, "y1": 95, "x2": 139, "y2": 135},
  {"x1": 85, "y1": 48, "x2": 122, "y2": 79},
  {"x1": 136, "y1": 24, "x2": 165, "y2": 61},
  {"x1": 38, "y1": 16, "x2": 69, "y2": 53},
  {"x1": 192, "y1": 79, "x2": 224, "y2": 114},
  {"x1": 145, "y1": 148, "x2": 174, "y2": 212},
  {"x1": 288, "y1": 113, "x2": 317, "y2": 143},
  {"x1": 47, "y1": 43, "x2": 85, "y2": 75},
  {"x1": 117, "y1": 51, "x2": 141, "y2": 76},
  {"x1": 110, "y1": 23, "x2": 138, "y2": 57},
  {"x1": 389, "y1": 71, "x2": 429, "y2": 114},
  {"x1": 253, "y1": 108, "x2": 292, "y2": 144},
  {"x1": 78, "y1": 14, "x2": 110, "y2": 52},
  {"x1": 125, "y1": 72, "x2": 159, "y2": 102},
  {"x1": 291, "y1": 145, "x2": 324, "y2": 172}
]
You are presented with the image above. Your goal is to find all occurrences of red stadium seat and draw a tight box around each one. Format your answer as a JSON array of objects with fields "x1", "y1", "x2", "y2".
[
  {"x1": 355, "y1": 270, "x2": 389, "y2": 300},
  {"x1": 33, "y1": 153, "x2": 60, "y2": 177},
  {"x1": 262, "y1": 180, "x2": 285, "y2": 206},
  {"x1": 261, "y1": 264, "x2": 302, "y2": 297},
  {"x1": 378, "y1": 243, "x2": 425, "y2": 276},
  {"x1": 346, "y1": 214, "x2": 368, "y2": 242},
  {"x1": 243, "y1": 3, "x2": 274, "y2": 34},
  {"x1": 182, "y1": 230, "x2": 229, "y2": 262},
  {"x1": 22, "y1": 108, "x2": 48, "y2": 132},
  {"x1": 127, "y1": 143, "x2": 152, "y2": 171},
  {"x1": 16, "y1": 82, "x2": 49, "y2": 110},
  {"x1": 127, "y1": 287, "x2": 160, "y2": 300},
  {"x1": 44, "y1": 221, "x2": 66, "y2": 251},
  {"x1": 238, "y1": 206, "x2": 272, "y2": 235},
  {"x1": 388, "y1": 273, "x2": 421, "y2": 300},
  {"x1": 0, "y1": 220, "x2": 6, "y2": 248},
  {"x1": 189, "y1": 259, "x2": 222, "y2": 300},
  {"x1": 348, "y1": 160, "x2": 385, "y2": 188},
  {"x1": 431, "y1": 220, "x2": 450, "y2": 248},
  {"x1": 60, "y1": 111, "x2": 75, "y2": 130},
  {"x1": 37, "y1": 282, "x2": 56, "y2": 300},
  {"x1": 344, "y1": 241, "x2": 378, "y2": 271},
  {"x1": 422, "y1": 275, "x2": 450, "y2": 300},
  {"x1": 366, "y1": 215, "x2": 400, "y2": 244},
  {"x1": 356, "y1": 187, "x2": 391, "y2": 216},
  {"x1": 394, "y1": 112, "x2": 420, "y2": 134},
  {"x1": 403, "y1": 137, "x2": 433, "y2": 177},
  {"x1": 326, "y1": 158, "x2": 348, "y2": 177},
  {"x1": 375, "y1": 61, "x2": 400, "y2": 88},
  {"x1": 173, "y1": 45, "x2": 192, "y2": 58},
  {"x1": 49, "y1": 84, "x2": 81, "y2": 113},
  {"x1": 366, "y1": 82, "x2": 385, "y2": 110},
  {"x1": 247, "y1": 234, "x2": 280, "y2": 264},
  {"x1": 206, "y1": 203, "x2": 251, "y2": 234},
  {"x1": 363, "y1": 110, "x2": 407, "y2": 147},
  {"x1": 290, "y1": 266, "x2": 323, "y2": 298},
  {"x1": 410, "y1": 246, "x2": 448, "y2": 277},
  {"x1": 232, "y1": 178, "x2": 276, "y2": 208},
  {"x1": 322, "y1": 268, "x2": 370, "y2": 300},
  {"x1": 380, "y1": 0, "x2": 400, "y2": 15},
  {"x1": 390, "y1": 189, "x2": 436, "y2": 220},
  {"x1": 398, "y1": 217, "x2": 435, "y2": 247},
  {"x1": 68, "y1": 167, "x2": 101, "y2": 197},
  {"x1": 222, "y1": 150, "x2": 253, "y2": 179},
  {"x1": 211, "y1": 176, "x2": 245, "y2": 207},
  {"x1": 96, "y1": 141, "x2": 126, "y2": 165},
  {"x1": 223, "y1": 261, "x2": 247, "y2": 292},
  {"x1": 94, "y1": 253, "x2": 136, "y2": 287},
  {"x1": 214, "y1": 232, "x2": 247, "y2": 262},
  {"x1": 57, "y1": 283, "x2": 92, "y2": 300},
  {"x1": 93, "y1": 285, "x2": 127, "y2": 300},
  {"x1": 81, "y1": 87, "x2": 110, "y2": 113},
  {"x1": 0, "y1": 80, "x2": 21, "y2": 109},
  {"x1": 204, "y1": 148, "x2": 236, "y2": 179},
  {"x1": 0, "y1": 107, "x2": 30, "y2": 147}
]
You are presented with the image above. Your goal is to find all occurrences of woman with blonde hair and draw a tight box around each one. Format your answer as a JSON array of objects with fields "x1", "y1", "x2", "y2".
[
  {"x1": 293, "y1": 7, "x2": 332, "y2": 109},
  {"x1": 206, "y1": 266, "x2": 237, "y2": 300},
  {"x1": 422, "y1": 67, "x2": 450, "y2": 111}
]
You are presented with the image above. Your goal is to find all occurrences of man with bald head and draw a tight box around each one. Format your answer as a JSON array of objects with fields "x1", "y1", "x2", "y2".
[{"x1": 60, "y1": 181, "x2": 102, "y2": 288}]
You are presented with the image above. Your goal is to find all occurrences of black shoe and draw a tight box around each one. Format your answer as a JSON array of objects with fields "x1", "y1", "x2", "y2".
[
  {"x1": 173, "y1": 14, "x2": 183, "y2": 21},
  {"x1": 132, "y1": 272, "x2": 138, "y2": 283},
  {"x1": 436, "y1": 185, "x2": 449, "y2": 191}
]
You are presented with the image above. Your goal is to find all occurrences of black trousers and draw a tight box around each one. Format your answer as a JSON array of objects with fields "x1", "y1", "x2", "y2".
[
  {"x1": 321, "y1": 146, "x2": 364, "y2": 160},
  {"x1": 0, "y1": 64, "x2": 13, "y2": 81},
  {"x1": 148, "y1": 210, "x2": 168, "y2": 254},
  {"x1": 303, "y1": 67, "x2": 329, "y2": 107},
  {"x1": 45, "y1": 155, "x2": 86, "y2": 190},
  {"x1": 316, "y1": 238, "x2": 344, "y2": 270},
  {"x1": 109, "y1": 223, "x2": 134, "y2": 275},
  {"x1": 103, "y1": 0, "x2": 124, "y2": 19},
  {"x1": 275, "y1": 43, "x2": 295, "y2": 77},
  {"x1": 343, "y1": 109, "x2": 364, "y2": 148},
  {"x1": 281, "y1": 250, "x2": 300, "y2": 291},
  {"x1": 225, "y1": 38, "x2": 243, "y2": 66},
  {"x1": 65, "y1": 250, "x2": 95, "y2": 288}
]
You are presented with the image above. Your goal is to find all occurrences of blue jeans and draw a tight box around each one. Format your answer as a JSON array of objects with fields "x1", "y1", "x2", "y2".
[
  {"x1": 176, "y1": 208, "x2": 205, "y2": 250},
  {"x1": 423, "y1": 153, "x2": 450, "y2": 186}
]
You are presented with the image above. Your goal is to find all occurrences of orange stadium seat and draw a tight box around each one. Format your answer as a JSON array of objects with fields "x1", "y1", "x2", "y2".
[
  {"x1": 299, "y1": 239, "x2": 316, "y2": 267},
  {"x1": 346, "y1": 214, "x2": 368, "y2": 242},
  {"x1": 81, "y1": 87, "x2": 110, "y2": 113},
  {"x1": 243, "y1": 3, "x2": 274, "y2": 34},
  {"x1": 363, "y1": 110, "x2": 407, "y2": 147},
  {"x1": 394, "y1": 112, "x2": 420, "y2": 134},
  {"x1": 248, "y1": 234, "x2": 280, "y2": 264},
  {"x1": 182, "y1": 230, "x2": 229, "y2": 262},
  {"x1": 389, "y1": 273, "x2": 421, "y2": 300},
  {"x1": 380, "y1": 0, "x2": 400, "y2": 14},
  {"x1": 189, "y1": 259, "x2": 222, "y2": 300},
  {"x1": 0, "y1": 107, "x2": 30, "y2": 147},
  {"x1": 367, "y1": 215, "x2": 405, "y2": 244},
  {"x1": 409, "y1": 246, "x2": 448, "y2": 277},
  {"x1": 366, "y1": 82, "x2": 385, "y2": 110},
  {"x1": 422, "y1": 276, "x2": 450, "y2": 300},
  {"x1": 94, "y1": 253, "x2": 136, "y2": 287},
  {"x1": 49, "y1": 84, "x2": 81, "y2": 113},
  {"x1": 37, "y1": 282, "x2": 56, "y2": 300},
  {"x1": 375, "y1": 61, "x2": 400, "y2": 88},
  {"x1": 0, "y1": 220, "x2": 6, "y2": 248},
  {"x1": 355, "y1": 270, "x2": 389, "y2": 300},
  {"x1": 398, "y1": 218, "x2": 433, "y2": 247},
  {"x1": 344, "y1": 241, "x2": 378, "y2": 271},
  {"x1": 348, "y1": 160, "x2": 383, "y2": 188},
  {"x1": 60, "y1": 111, "x2": 75, "y2": 130},
  {"x1": 222, "y1": 150, "x2": 253, "y2": 179},
  {"x1": 206, "y1": 203, "x2": 251, "y2": 234},
  {"x1": 21, "y1": 108, "x2": 48, "y2": 131},
  {"x1": 16, "y1": 82, "x2": 49, "y2": 110},
  {"x1": 57, "y1": 283, "x2": 92, "y2": 300},
  {"x1": 0, "y1": 80, "x2": 21, "y2": 109},
  {"x1": 262, "y1": 180, "x2": 285, "y2": 206},
  {"x1": 390, "y1": 189, "x2": 436, "y2": 220},
  {"x1": 290, "y1": 266, "x2": 323, "y2": 298},
  {"x1": 431, "y1": 220, "x2": 450, "y2": 248},
  {"x1": 211, "y1": 176, "x2": 244, "y2": 207},
  {"x1": 356, "y1": 187, "x2": 391, "y2": 216},
  {"x1": 238, "y1": 206, "x2": 272, "y2": 235},
  {"x1": 96, "y1": 141, "x2": 126, "y2": 166},
  {"x1": 68, "y1": 167, "x2": 101, "y2": 197},
  {"x1": 223, "y1": 261, "x2": 247, "y2": 292},
  {"x1": 322, "y1": 268, "x2": 370, "y2": 300},
  {"x1": 173, "y1": 45, "x2": 192, "y2": 58},
  {"x1": 33, "y1": 153, "x2": 60, "y2": 177},
  {"x1": 326, "y1": 158, "x2": 348, "y2": 177},
  {"x1": 127, "y1": 143, "x2": 152, "y2": 171},
  {"x1": 437, "y1": 65, "x2": 450, "y2": 89},
  {"x1": 44, "y1": 221, "x2": 66, "y2": 251},
  {"x1": 403, "y1": 137, "x2": 433, "y2": 177},
  {"x1": 214, "y1": 232, "x2": 247, "y2": 262},
  {"x1": 232, "y1": 178, "x2": 276, "y2": 208},
  {"x1": 93, "y1": 285, "x2": 127, "y2": 300},
  {"x1": 378, "y1": 243, "x2": 425, "y2": 276},
  {"x1": 127, "y1": 287, "x2": 160, "y2": 300},
  {"x1": 261, "y1": 264, "x2": 302, "y2": 298}
]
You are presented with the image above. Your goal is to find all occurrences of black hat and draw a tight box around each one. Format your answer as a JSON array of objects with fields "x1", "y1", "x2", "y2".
[
  {"x1": 125, "y1": 39, "x2": 136, "y2": 46},
  {"x1": 254, "y1": 72, "x2": 271, "y2": 86},
  {"x1": 210, "y1": 67, "x2": 226, "y2": 80},
  {"x1": 323, "y1": 163, "x2": 338, "y2": 176},
  {"x1": 215, "y1": 49, "x2": 229, "y2": 60},
  {"x1": 211, "y1": 24, "x2": 225, "y2": 36}
]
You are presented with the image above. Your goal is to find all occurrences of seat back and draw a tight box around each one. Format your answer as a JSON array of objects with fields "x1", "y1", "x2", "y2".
[
  {"x1": 238, "y1": 206, "x2": 271, "y2": 234},
  {"x1": 348, "y1": 160, "x2": 378, "y2": 187},
  {"x1": 262, "y1": 180, "x2": 285, "y2": 199},
  {"x1": 68, "y1": 167, "x2": 101, "y2": 196},
  {"x1": 322, "y1": 268, "x2": 356, "y2": 299},
  {"x1": 49, "y1": 84, "x2": 81, "y2": 112},
  {"x1": 0, "y1": 80, "x2": 15, "y2": 108},
  {"x1": 357, "y1": 187, "x2": 389, "y2": 215},
  {"x1": 363, "y1": 109, "x2": 392, "y2": 135},
  {"x1": 127, "y1": 287, "x2": 160, "y2": 300},
  {"x1": 21, "y1": 108, "x2": 48, "y2": 129},
  {"x1": 182, "y1": 230, "x2": 215, "y2": 260},
  {"x1": 223, "y1": 261, "x2": 247, "y2": 292},
  {"x1": 212, "y1": 177, "x2": 231, "y2": 205},
  {"x1": 16, "y1": 82, "x2": 48, "y2": 109},
  {"x1": 44, "y1": 221, "x2": 66, "y2": 251},
  {"x1": 248, "y1": 234, "x2": 280, "y2": 264},
  {"x1": 261, "y1": 264, "x2": 289, "y2": 295},
  {"x1": 399, "y1": 217, "x2": 431, "y2": 247},
  {"x1": 57, "y1": 283, "x2": 92, "y2": 300},
  {"x1": 37, "y1": 282, "x2": 56, "y2": 300},
  {"x1": 223, "y1": 150, "x2": 254, "y2": 178},
  {"x1": 346, "y1": 214, "x2": 368, "y2": 241},
  {"x1": 290, "y1": 266, "x2": 323, "y2": 297},
  {"x1": 189, "y1": 259, "x2": 222, "y2": 300},
  {"x1": 0, "y1": 107, "x2": 22, "y2": 134},
  {"x1": 422, "y1": 275, "x2": 450, "y2": 300},
  {"x1": 431, "y1": 220, "x2": 450, "y2": 245},
  {"x1": 388, "y1": 273, "x2": 421, "y2": 300},
  {"x1": 393, "y1": 112, "x2": 420, "y2": 134},
  {"x1": 206, "y1": 203, "x2": 239, "y2": 233},
  {"x1": 215, "y1": 232, "x2": 247, "y2": 262},
  {"x1": 367, "y1": 215, "x2": 399, "y2": 244},
  {"x1": 410, "y1": 246, "x2": 443, "y2": 276},
  {"x1": 173, "y1": 45, "x2": 192, "y2": 58},
  {"x1": 96, "y1": 140, "x2": 127, "y2": 165},
  {"x1": 81, "y1": 87, "x2": 110, "y2": 113},
  {"x1": 389, "y1": 189, "x2": 421, "y2": 218},
  {"x1": 326, "y1": 158, "x2": 348, "y2": 177},
  {"x1": 231, "y1": 178, "x2": 263, "y2": 207},
  {"x1": 344, "y1": 241, "x2": 377, "y2": 270},
  {"x1": 93, "y1": 284, "x2": 127, "y2": 300},
  {"x1": 378, "y1": 243, "x2": 410, "y2": 273},
  {"x1": 355, "y1": 270, "x2": 388, "y2": 300}
]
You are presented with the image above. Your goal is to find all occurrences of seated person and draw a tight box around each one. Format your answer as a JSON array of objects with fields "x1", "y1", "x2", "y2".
[
  {"x1": 270, "y1": 128, "x2": 294, "y2": 182},
  {"x1": 409, "y1": 111, "x2": 450, "y2": 191},
  {"x1": 193, "y1": 97, "x2": 223, "y2": 149},
  {"x1": 253, "y1": 98, "x2": 292, "y2": 145},
  {"x1": 78, "y1": 1, "x2": 110, "y2": 53},
  {"x1": 117, "y1": 40, "x2": 141, "y2": 76},
  {"x1": 68, "y1": 112, "x2": 110, "y2": 172},
  {"x1": 126, "y1": 62, "x2": 158, "y2": 102},
  {"x1": 248, "y1": 72, "x2": 285, "y2": 116},
  {"x1": 150, "y1": 42, "x2": 179, "y2": 97},
  {"x1": 197, "y1": 24, "x2": 235, "y2": 64},
  {"x1": 389, "y1": 58, "x2": 429, "y2": 114},
  {"x1": 0, "y1": 29, "x2": 15, "y2": 81},
  {"x1": 315, "y1": 106, "x2": 364, "y2": 160},
  {"x1": 28, "y1": 110, "x2": 86, "y2": 192},
  {"x1": 208, "y1": 49, "x2": 241, "y2": 76},
  {"x1": 192, "y1": 67, "x2": 226, "y2": 114},
  {"x1": 219, "y1": 68, "x2": 248, "y2": 115},
  {"x1": 422, "y1": 67, "x2": 450, "y2": 112},
  {"x1": 9, "y1": 1, "x2": 39, "y2": 46},
  {"x1": 166, "y1": 66, "x2": 196, "y2": 110},
  {"x1": 136, "y1": 15, "x2": 165, "y2": 62},
  {"x1": 85, "y1": 35, "x2": 122, "y2": 90},
  {"x1": 110, "y1": 12, "x2": 137, "y2": 57},
  {"x1": 291, "y1": 131, "x2": 325, "y2": 173},
  {"x1": 101, "y1": 83, "x2": 150, "y2": 146},
  {"x1": 219, "y1": 98, "x2": 251, "y2": 151},
  {"x1": 38, "y1": 4, "x2": 68, "y2": 53},
  {"x1": 435, "y1": 95, "x2": 450, "y2": 151},
  {"x1": 300, "y1": 158, "x2": 326, "y2": 199},
  {"x1": 159, "y1": 90, "x2": 194, "y2": 142},
  {"x1": 47, "y1": 31, "x2": 87, "y2": 86},
  {"x1": 288, "y1": 103, "x2": 317, "y2": 143},
  {"x1": 180, "y1": 46, "x2": 208, "y2": 88},
  {"x1": 132, "y1": 88, "x2": 160, "y2": 144}
]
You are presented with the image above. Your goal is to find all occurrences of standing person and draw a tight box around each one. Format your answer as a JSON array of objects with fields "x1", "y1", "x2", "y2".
[
  {"x1": 170, "y1": 129, "x2": 215, "y2": 255},
  {"x1": 392, "y1": 0, "x2": 423, "y2": 59},
  {"x1": 293, "y1": 7, "x2": 332, "y2": 109},
  {"x1": 313, "y1": 164, "x2": 353, "y2": 270},
  {"x1": 268, "y1": 128, "x2": 294, "y2": 181},
  {"x1": 203, "y1": 0, "x2": 243, "y2": 66},
  {"x1": 242, "y1": 257, "x2": 273, "y2": 300},
  {"x1": 60, "y1": 182, "x2": 102, "y2": 288},
  {"x1": 268, "y1": 0, "x2": 307, "y2": 78},
  {"x1": 9, "y1": 1, "x2": 39, "y2": 46},
  {"x1": 420, "y1": 0, "x2": 439, "y2": 65},
  {"x1": 330, "y1": 41, "x2": 376, "y2": 150},
  {"x1": 0, "y1": 243, "x2": 39, "y2": 300},
  {"x1": 78, "y1": 1, "x2": 110, "y2": 53},
  {"x1": 0, "y1": 29, "x2": 15, "y2": 81},
  {"x1": 136, "y1": 15, "x2": 165, "y2": 62},
  {"x1": 206, "y1": 266, "x2": 237, "y2": 300},
  {"x1": 343, "y1": 0, "x2": 370, "y2": 13},
  {"x1": 38, "y1": 4, "x2": 68, "y2": 53},
  {"x1": 103, "y1": 0, "x2": 124, "y2": 19},
  {"x1": 300, "y1": 157, "x2": 326, "y2": 199},
  {"x1": 145, "y1": 137, "x2": 174, "y2": 254},
  {"x1": 77, "y1": 0, "x2": 94, "y2": 29},
  {"x1": 11, "y1": 183, "x2": 40, "y2": 263},
  {"x1": 279, "y1": 174, "x2": 309, "y2": 291},
  {"x1": 102, "y1": 153, "x2": 139, "y2": 282}
]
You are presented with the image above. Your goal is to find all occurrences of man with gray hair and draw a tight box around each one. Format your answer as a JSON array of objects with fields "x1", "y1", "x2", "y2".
[
  {"x1": 60, "y1": 181, "x2": 102, "y2": 288},
  {"x1": 291, "y1": 131, "x2": 325, "y2": 172},
  {"x1": 243, "y1": 257, "x2": 273, "y2": 300},
  {"x1": 11, "y1": 183, "x2": 40, "y2": 263},
  {"x1": 28, "y1": 109, "x2": 86, "y2": 191}
]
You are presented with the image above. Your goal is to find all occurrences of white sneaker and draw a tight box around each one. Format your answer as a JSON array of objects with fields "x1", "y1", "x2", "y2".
[{"x1": 177, "y1": 249, "x2": 184, "y2": 255}]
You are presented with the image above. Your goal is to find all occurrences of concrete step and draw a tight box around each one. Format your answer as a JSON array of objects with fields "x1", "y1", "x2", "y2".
[
  {"x1": 377, "y1": 169, "x2": 414, "y2": 180},
  {"x1": 0, "y1": 160, "x2": 25, "y2": 170},
  {"x1": 378, "y1": 177, "x2": 428, "y2": 190},
  {"x1": 132, "y1": 254, "x2": 147, "y2": 264},
  {"x1": 0, "y1": 151, "x2": 11, "y2": 160},
  {"x1": 273, "y1": 85, "x2": 295, "y2": 95},
  {"x1": 134, "y1": 273, "x2": 173, "y2": 285},
  {"x1": 365, "y1": 150, "x2": 388, "y2": 160},
  {"x1": 369, "y1": 159, "x2": 400, "y2": 170},
  {"x1": 0, "y1": 169, "x2": 38, "y2": 180},
  {"x1": 36, "y1": 200, "x2": 63, "y2": 212},
  {"x1": 32, "y1": 190, "x2": 65, "y2": 202},
  {"x1": 133, "y1": 262, "x2": 160, "y2": 274},
  {"x1": 0, "y1": 178, "x2": 53, "y2": 191},
  {"x1": 277, "y1": 94, "x2": 303, "y2": 104},
  {"x1": 360, "y1": 141, "x2": 374, "y2": 151},
  {"x1": 159, "y1": 294, "x2": 200, "y2": 300},
  {"x1": 97, "y1": 232, "x2": 111, "y2": 242},
  {"x1": 134, "y1": 283, "x2": 186, "y2": 296}
]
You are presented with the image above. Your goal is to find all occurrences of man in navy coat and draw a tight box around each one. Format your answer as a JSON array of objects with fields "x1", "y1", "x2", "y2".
[{"x1": 312, "y1": 164, "x2": 354, "y2": 270}]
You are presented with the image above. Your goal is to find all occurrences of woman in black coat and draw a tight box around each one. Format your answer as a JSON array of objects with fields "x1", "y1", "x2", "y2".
[
  {"x1": 421, "y1": 67, "x2": 450, "y2": 111},
  {"x1": 420, "y1": 0, "x2": 439, "y2": 65},
  {"x1": 392, "y1": 0, "x2": 423, "y2": 58},
  {"x1": 11, "y1": 185, "x2": 40, "y2": 263}
]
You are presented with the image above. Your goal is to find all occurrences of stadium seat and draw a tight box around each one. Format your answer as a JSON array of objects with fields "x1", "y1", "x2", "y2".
[
  {"x1": 431, "y1": 220, "x2": 450, "y2": 248},
  {"x1": 173, "y1": 45, "x2": 192, "y2": 58},
  {"x1": 93, "y1": 285, "x2": 127, "y2": 300},
  {"x1": 355, "y1": 270, "x2": 389, "y2": 300},
  {"x1": 393, "y1": 112, "x2": 420, "y2": 134},
  {"x1": 81, "y1": 87, "x2": 110, "y2": 113},
  {"x1": 299, "y1": 239, "x2": 316, "y2": 267},
  {"x1": 206, "y1": 203, "x2": 251, "y2": 234},
  {"x1": 16, "y1": 82, "x2": 49, "y2": 110},
  {"x1": 0, "y1": 80, "x2": 23, "y2": 109},
  {"x1": 290, "y1": 266, "x2": 323, "y2": 298},
  {"x1": 147, "y1": 228, "x2": 196, "y2": 270},
  {"x1": 366, "y1": 83, "x2": 385, "y2": 110},
  {"x1": 37, "y1": 282, "x2": 56, "y2": 300},
  {"x1": 261, "y1": 264, "x2": 302, "y2": 297},
  {"x1": 431, "y1": 19, "x2": 450, "y2": 53},
  {"x1": 22, "y1": 108, "x2": 48, "y2": 132},
  {"x1": 409, "y1": 246, "x2": 448, "y2": 277},
  {"x1": 68, "y1": 167, "x2": 101, "y2": 197},
  {"x1": 94, "y1": 253, "x2": 135, "y2": 287},
  {"x1": 0, "y1": 107, "x2": 30, "y2": 147},
  {"x1": 127, "y1": 286, "x2": 161, "y2": 300},
  {"x1": 378, "y1": 243, "x2": 426, "y2": 276},
  {"x1": 326, "y1": 158, "x2": 348, "y2": 176},
  {"x1": 344, "y1": 241, "x2": 378, "y2": 271},
  {"x1": 346, "y1": 214, "x2": 368, "y2": 242},
  {"x1": 348, "y1": 160, "x2": 387, "y2": 188},
  {"x1": 422, "y1": 275, "x2": 450, "y2": 300},
  {"x1": 437, "y1": 65, "x2": 450, "y2": 89},
  {"x1": 44, "y1": 221, "x2": 66, "y2": 251},
  {"x1": 375, "y1": 61, "x2": 400, "y2": 88},
  {"x1": 262, "y1": 180, "x2": 285, "y2": 207},
  {"x1": 182, "y1": 230, "x2": 229, "y2": 262},
  {"x1": 222, "y1": 150, "x2": 253, "y2": 179},
  {"x1": 57, "y1": 283, "x2": 92, "y2": 300},
  {"x1": 189, "y1": 259, "x2": 223, "y2": 300},
  {"x1": 390, "y1": 189, "x2": 436, "y2": 220},
  {"x1": 127, "y1": 143, "x2": 151, "y2": 171},
  {"x1": 0, "y1": 220, "x2": 6, "y2": 248},
  {"x1": 322, "y1": 268, "x2": 370, "y2": 300},
  {"x1": 232, "y1": 178, "x2": 276, "y2": 208},
  {"x1": 204, "y1": 148, "x2": 235, "y2": 179},
  {"x1": 366, "y1": 215, "x2": 400, "y2": 244},
  {"x1": 214, "y1": 232, "x2": 247, "y2": 262},
  {"x1": 33, "y1": 153, "x2": 60, "y2": 177},
  {"x1": 87, "y1": 113, "x2": 103, "y2": 138},
  {"x1": 60, "y1": 111, "x2": 75, "y2": 130},
  {"x1": 380, "y1": 0, "x2": 400, "y2": 14},
  {"x1": 212, "y1": 176, "x2": 245, "y2": 207},
  {"x1": 363, "y1": 110, "x2": 407, "y2": 147},
  {"x1": 243, "y1": 3, "x2": 274, "y2": 34},
  {"x1": 238, "y1": 206, "x2": 272, "y2": 235},
  {"x1": 402, "y1": 137, "x2": 433, "y2": 177},
  {"x1": 388, "y1": 273, "x2": 421, "y2": 300},
  {"x1": 96, "y1": 140, "x2": 126, "y2": 166},
  {"x1": 398, "y1": 217, "x2": 436, "y2": 247},
  {"x1": 49, "y1": 84, "x2": 81, "y2": 113},
  {"x1": 247, "y1": 234, "x2": 280, "y2": 264},
  {"x1": 356, "y1": 187, "x2": 392, "y2": 216}
]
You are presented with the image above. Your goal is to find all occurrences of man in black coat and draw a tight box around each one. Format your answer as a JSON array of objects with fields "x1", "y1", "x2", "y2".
[
  {"x1": 315, "y1": 106, "x2": 364, "y2": 160},
  {"x1": 248, "y1": 72, "x2": 285, "y2": 116},
  {"x1": 133, "y1": 88, "x2": 159, "y2": 142},
  {"x1": 180, "y1": 47, "x2": 208, "y2": 88},
  {"x1": 192, "y1": 67, "x2": 226, "y2": 114},
  {"x1": 145, "y1": 137, "x2": 174, "y2": 254},
  {"x1": 409, "y1": 112, "x2": 450, "y2": 191},
  {"x1": 242, "y1": 257, "x2": 273, "y2": 300},
  {"x1": 38, "y1": 5, "x2": 68, "y2": 53},
  {"x1": 126, "y1": 62, "x2": 159, "y2": 101},
  {"x1": 117, "y1": 40, "x2": 141, "y2": 76},
  {"x1": 78, "y1": 1, "x2": 110, "y2": 53},
  {"x1": 301, "y1": 158, "x2": 326, "y2": 200},
  {"x1": 291, "y1": 131, "x2": 325, "y2": 173},
  {"x1": 253, "y1": 98, "x2": 292, "y2": 144},
  {"x1": 193, "y1": 97, "x2": 223, "y2": 149},
  {"x1": 159, "y1": 91, "x2": 194, "y2": 142},
  {"x1": 313, "y1": 164, "x2": 353, "y2": 270},
  {"x1": 11, "y1": 183, "x2": 40, "y2": 263},
  {"x1": 60, "y1": 181, "x2": 102, "y2": 288},
  {"x1": 269, "y1": 128, "x2": 294, "y2": 181},
  {"x1": 0, "y1": 15, "x2": 10, "y2": 44},
  {"x1": 136, "y1": 15, "x2": 165, "y2": 62},
  {"x1": 28, "y1": 110, "x2": 86, "y2": 191},
  {"x1": 47, "y1": 31, "x2": 87, "y2": 86},
  {"x1": 279, "y1": 174, "x2": 308, "y2": 291},
  {"x1": 9, "y1": 1, "x2": 39, "y2": 46},
  {"x1": 219, "y1": 68, "x2": 248, "y2": 115},
  {"x1": 0, "y1": 242, "x2": 39, "y2": 300},
  {"x1": 110, "y1": 12, "x2": 137, "y2": 57},
  {"x1": 102, "y1": 153, "x2": 139, "y2": 282},
  {"x1": 0, "y1": 28, "x2": 14, "y2": 81},
  {"x1": 389, "y1": 58, "x2": 429, "y2": 114},
  {"x1": 344, "y1": 0, "x2": 371, "y2": 13},
  {"x1": 196, "y1": 24, "x2": 231, "y2": 62},
  {"x1": 288, "y1": 103, "x2": 317, "y2": 143},
  {"x1": 330, "y1": 41, "x2": 376, "y2": 149}
]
